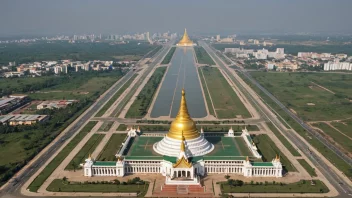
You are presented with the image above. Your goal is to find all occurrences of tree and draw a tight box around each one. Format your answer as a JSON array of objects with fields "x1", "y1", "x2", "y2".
[
  {"x1": 227, "y1": 179, "x2": 234, "y2": 186},
  {"x1": 224, "y1": 175, "x2": 230, "y2": 179},
  {"x1": 62, "y1": 176, "x2": 67, "y2": 181}
]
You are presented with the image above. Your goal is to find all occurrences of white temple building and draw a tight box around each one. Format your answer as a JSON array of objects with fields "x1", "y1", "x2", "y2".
[{"x1": 83, "y1": 90, "x2": 283, "y2": 181}]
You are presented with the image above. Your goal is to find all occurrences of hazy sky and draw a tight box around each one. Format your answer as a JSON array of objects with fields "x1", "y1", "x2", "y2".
[{"x1": 1, "y1": 0, "x2": 352, "y2": 36}]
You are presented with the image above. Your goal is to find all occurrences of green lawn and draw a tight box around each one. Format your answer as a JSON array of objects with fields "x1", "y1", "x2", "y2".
[
  {"x1": 297, "y1": 159, "x2": 317, "y2": 177},
  {"x1": 95, "y1": 74, "x2": 138, "y2": 117},
  {"x1": 27, "y1": 121, "x2": 98, "y2": 192},
  {"x1": 237, "y1": 71, "x2": 352, "y2": 180},
  {"x1": 126, "y1": 136, "x2": 163, "y2": 157},
  {"x1": 236, "y1": 138, "x2": 254, "y2": 157},
  {"x1": 47, "y1": 179, "x2": 149, "y2": 195},
  {"x1": 194, "y1": 46, "x2": 215, "y2": 65},
  {"x1": 199, "y1": 66, "x2": 250, "y2": 118},
  {"x1": 254, "y1": 134, "x2": 296, "y2": 172},
  {"x1": 221, "y1": 180, "x2": 328, "y2": 193},
  {"x1": 161, "y1": 47, "x2": 176, "y2": 64},
  {"x1": 97, "y1": 134, "x2": 127, "y2": 161},
  {"x1": 267, "y1": 122, "x2": 301, "y2": 156},
  {"x1": 126, "y1": 67, "x2": 166, "y2": 118},
  {"x1": 198, "y1": 67, "x2": 216, "y2": 116},
  {"x1": 99, "y1": 121, "x2": 114, "y2": 132},
  {"x1": 205, "y1": 137, "x2": 249, "y2": 157},
  {"x1": 65, "y1": 134, "x2": 105, "y2": 170},
  {"x1": 312, "y1": 122, "x2": 352, "y2": 153}
]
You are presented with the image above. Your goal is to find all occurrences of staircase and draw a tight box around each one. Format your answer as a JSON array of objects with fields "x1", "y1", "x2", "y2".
[
  {"x1": 153, "y1": 184, "x2": 213, "y2": 197},
  {"x1": 177, "y1": 185, "x2": 188, "y2": 194}
]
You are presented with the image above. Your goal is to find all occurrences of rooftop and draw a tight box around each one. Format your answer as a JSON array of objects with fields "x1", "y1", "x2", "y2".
[{"x1": 124, "y1": 135, "x2": 254, "y2": 160}]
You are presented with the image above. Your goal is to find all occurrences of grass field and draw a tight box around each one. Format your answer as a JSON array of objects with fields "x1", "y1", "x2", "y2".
[
  {"x1": 65, "y1": 134, "x2": 104, "y2": 170},
  {"x1": 47, "y1": 179, "x2": 149, "y2": 195},
  {"x1": 95, "y1": 74, "x2": 138, "y2": 117},
  {"x1": 254, "y1": 134, "x2": 296, "y2": 172},
  {"x1": 125, "y1": 67, "x2": 166, "y2": 118},
  {"x1": 97, "y1": 134, "x2": 127, "y2": 161},
  {"x1": 116, "y1": 124, "x2": 128, "y2": 131},
  {"x1": 98, "y1": 121, "x2": 114, "y2": 132},
  {"x1": 199, "y1": 66, "x2": 250, "y2": 118},
  {"x1": 297, "y1": 159, "x2": 317, "y2": 177},
  {"x1": 331, "y1": 119, "x2": 352, "y2": 138},
  {"x1": 267, "y1": 122, "x2": 301, "y2": 156},
  {"x1": 250, "y1": 72, "x2": 352, "y2": 121},
  {"x1": 194, "y1": 46, "x2": 216, "y2": 65},
  {"x1": 198, "y1": 66, "x2": 216, "y2": 116},
  {"x1": 28, "y1": 121, "x2": 98, "y2": 192},
  {"x1": 237, "y1": 71, "x2": 352, "y2": 179},
  {"x1": 161, "y1": 47, "x2": 176, "y2": 64},
  {"x1": 221, "y1": 180, "x2": 328, "y2": 193},
  {"x1": 312, "y1": 122, "x2": 352, "y2": 153}
]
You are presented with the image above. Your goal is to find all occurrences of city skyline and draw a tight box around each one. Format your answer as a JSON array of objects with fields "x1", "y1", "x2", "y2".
[{"x1": 1, "y1": 0, "x2": 352, "y2": 36}]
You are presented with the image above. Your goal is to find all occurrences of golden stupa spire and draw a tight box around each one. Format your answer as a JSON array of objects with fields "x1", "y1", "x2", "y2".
[
  {"x1": 167, "y1": 89, "x2": 200, "y2": 140},
  {"x1": 177, "y1": 28, "x2": 193, "y2": 46}
]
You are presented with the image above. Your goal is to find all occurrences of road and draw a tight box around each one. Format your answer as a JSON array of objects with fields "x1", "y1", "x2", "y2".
[
  {"x1": 0, "y1": 44, "x2": 170, "y2": 198},
  {"x1": 200, "y1": 40, "x2": 352, "y2": 197}
]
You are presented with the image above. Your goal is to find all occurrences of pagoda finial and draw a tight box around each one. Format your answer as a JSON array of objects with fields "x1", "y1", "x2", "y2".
[
  {"x1": 246, "y1": 156, "x2": 249, "y2": 162},
  {"x1": 88, "y1": 153, "x2": 92, "y2": 160}
]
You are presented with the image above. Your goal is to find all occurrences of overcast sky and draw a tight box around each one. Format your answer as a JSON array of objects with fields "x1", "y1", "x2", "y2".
[{"x1": 1, "y1": 0, "x2": 352, "y2": 36}]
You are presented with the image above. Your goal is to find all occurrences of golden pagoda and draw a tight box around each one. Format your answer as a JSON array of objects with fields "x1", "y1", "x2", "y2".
[
  {"x1": 177, "y1": 29, "x2": 195, "y2": 46},
  {"x1": 153, "y1": 89, "x2": 214, "y2": 157},
  {"x1": 167, "y1": 89, "x2": 200, "y2": 140}
]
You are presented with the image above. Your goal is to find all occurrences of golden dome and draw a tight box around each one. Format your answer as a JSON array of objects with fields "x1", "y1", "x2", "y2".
[
  {"x1": 167, "y1": 89, "x2": 200, "y2": 140},
  {"x1": 178, "y1": 28, "x2": 193, "y2": 45}
]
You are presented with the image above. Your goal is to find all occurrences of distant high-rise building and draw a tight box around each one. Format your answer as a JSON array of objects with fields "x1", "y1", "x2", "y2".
[{"x1": 216, "y1": 35, "x2": 220, "y2": 41}]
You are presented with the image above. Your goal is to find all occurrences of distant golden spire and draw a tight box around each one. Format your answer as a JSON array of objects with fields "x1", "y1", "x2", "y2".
[
  {"x1": 167, "y1": 89, "x2": 200, "y2": 140},
  {"x1": 178, "y1": 28, "x2": 193, "y2": 45},
  {"x1": 88, "y1": 153, "x2": 92, "y2": 160},
  {"x1": 246, "y1": 156, "x2": 249, "y2": 162}
]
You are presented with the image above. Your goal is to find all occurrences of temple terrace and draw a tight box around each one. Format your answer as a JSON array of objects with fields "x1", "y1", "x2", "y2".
[{"x1": 83, "y1": 90, "x2": 283, "y2": 186}]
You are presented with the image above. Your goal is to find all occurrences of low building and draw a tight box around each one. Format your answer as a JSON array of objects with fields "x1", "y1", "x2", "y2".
[
  {"x1": 37, "y1": 100, "x2": 78, "y2": 110},
  {"x1": 0, "y1": 95, "x2": 29, "y2": 114},
  {"x1": 3, "y1": 72, "x2": 24, "y2": 78},
  {"x1": 0, "y1": 114, "x2": 48, "y2": 125},
  {"x1": 324, "y1": 61, "x2": 352, "y2": 71}
]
